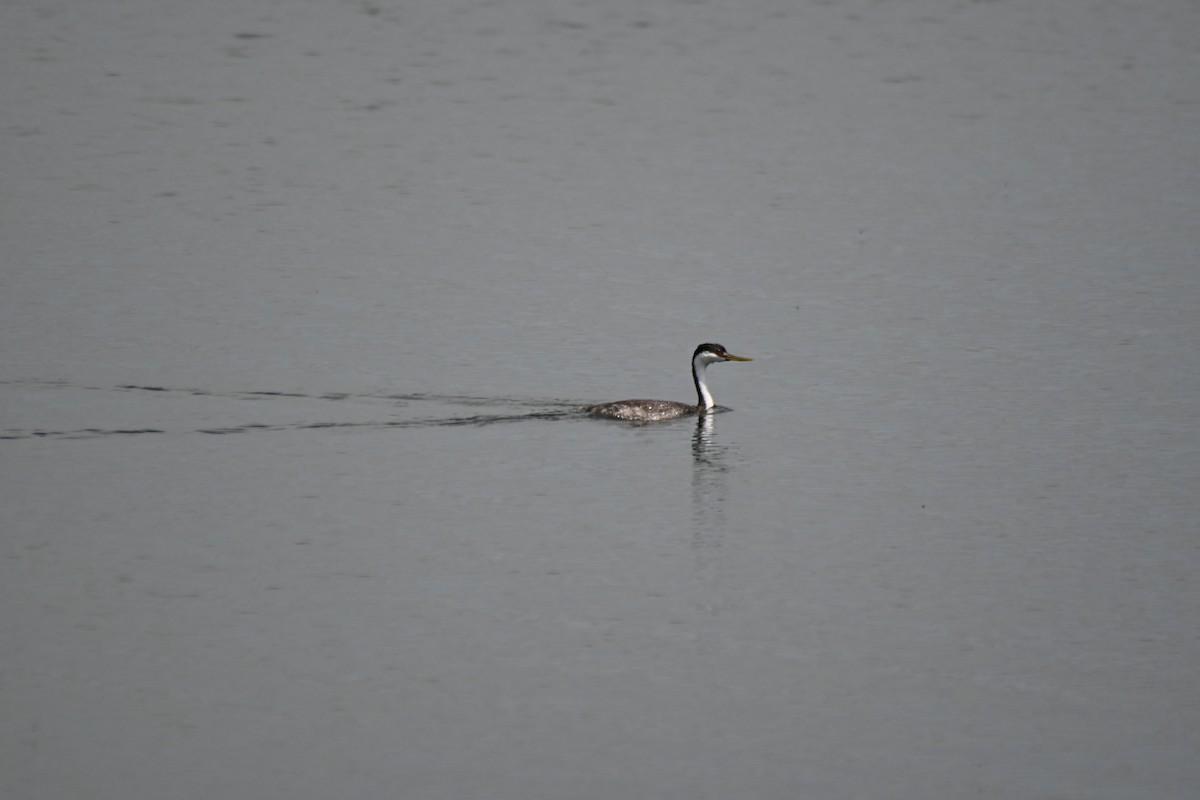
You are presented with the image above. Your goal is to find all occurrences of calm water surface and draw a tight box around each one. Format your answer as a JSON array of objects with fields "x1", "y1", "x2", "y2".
[{"x1": 3, "y1": 0, "x2": 1198, "y2": 798}]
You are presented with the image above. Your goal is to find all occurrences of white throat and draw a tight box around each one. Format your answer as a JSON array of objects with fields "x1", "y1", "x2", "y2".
[{"x1": 692, "y1": 352, "x2": 720, "y2": 410}]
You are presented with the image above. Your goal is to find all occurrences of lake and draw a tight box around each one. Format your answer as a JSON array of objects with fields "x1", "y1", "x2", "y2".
[{"x1": 2, "y1": 1, "x2": 1198, "y2": 798}]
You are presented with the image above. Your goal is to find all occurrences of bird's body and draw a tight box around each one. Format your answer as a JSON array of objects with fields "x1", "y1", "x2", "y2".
[
  {"x1": 585, "y1": 343, "x2": 752, "y2": 422},
  {"x1": 584, "y1": 398, "x2": 702, "y2": 423}
]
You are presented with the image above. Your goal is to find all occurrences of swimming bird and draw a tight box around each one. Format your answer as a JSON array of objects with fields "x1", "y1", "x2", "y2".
[{"x1": 585, "y1": 342, "x2": 752, "y2": 422}]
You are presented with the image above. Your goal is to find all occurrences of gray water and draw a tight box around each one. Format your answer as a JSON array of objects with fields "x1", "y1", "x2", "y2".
[{"x1": 3, "y1": 1, "x2": 1198, "y2": 798}]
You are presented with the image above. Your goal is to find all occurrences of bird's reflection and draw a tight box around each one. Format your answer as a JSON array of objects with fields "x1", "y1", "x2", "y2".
[{"x1": 690, "y1": 412, "x2": 733, "y2": 553}]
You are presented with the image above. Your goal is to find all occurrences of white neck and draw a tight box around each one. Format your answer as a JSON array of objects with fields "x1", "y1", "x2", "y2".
[{"x1": 692, "y1": 352, "x2": 717, "y2": 410}]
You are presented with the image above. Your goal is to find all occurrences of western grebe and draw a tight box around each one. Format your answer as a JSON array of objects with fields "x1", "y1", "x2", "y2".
[{"x1": 585, "y1": 343, "x2": 752, "y2": 422}]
